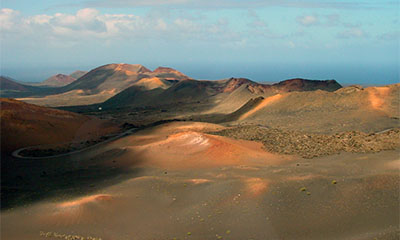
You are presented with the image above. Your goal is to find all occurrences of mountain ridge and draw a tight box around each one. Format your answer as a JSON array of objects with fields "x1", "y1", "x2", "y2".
[
  {"x1": 2, "y1": 63, "x2": 343, "y2": 107},
  {"x1": 40, "y1": 74, "x2": 76, "y2": 87}
]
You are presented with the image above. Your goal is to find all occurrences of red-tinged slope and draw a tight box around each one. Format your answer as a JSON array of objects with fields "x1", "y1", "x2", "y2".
[{"x1": 0, "y1": 98, "x2": 120, "y2": 153}]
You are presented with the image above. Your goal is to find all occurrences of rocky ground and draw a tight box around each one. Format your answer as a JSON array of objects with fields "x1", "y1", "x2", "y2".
[{"x1": 210, "y1": 126, "x2": 400, "y2": 158}]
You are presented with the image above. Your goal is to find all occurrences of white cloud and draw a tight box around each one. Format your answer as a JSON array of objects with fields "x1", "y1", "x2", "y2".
[
  {"x1": 337, "y1": 28, "x2": 367, "y2": 39},
  {"x1": 0, "y1": 8, "x2": 20, "y2": 31},
  {"x1": 296, "y1": 14, "x2": 364, "y2": 31},
  {"x1": 76, "y1": 8, "x2": 99, "y2": 20},
  {"x1": 297, "y1": 15, "x2": 318, "y2": 26},
  {"x1": 29, "y1": 15, "x2": 52, "y2": 25},
  {"x1": 0, "y1": 8, "x2": 146, "y2": 47},
  {"x1": 174, "y1": 18, "x2": 197, "y2": 30},
  {"x1": 0, "y1": 8, "x2": 246, "y2": 47},
  {"x1": 155, "y1": 19, "x2": 167, "y2": 30},
  {"x1": 52, "y1": 9, "x2": 107, "y2": 34},
  {"x1": 0, "y1": 8, "x2": 164, "y2": 42}
]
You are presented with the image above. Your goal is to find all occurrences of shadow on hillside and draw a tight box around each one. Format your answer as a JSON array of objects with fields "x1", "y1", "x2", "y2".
[{"x1": 0, "y1": 152, "x2": 143, "y2": 210}]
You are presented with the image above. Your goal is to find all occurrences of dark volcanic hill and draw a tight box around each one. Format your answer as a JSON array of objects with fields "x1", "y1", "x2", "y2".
[
  {"x1": 0, "y1": 76, "x2": 30, "y2": 92},
  {"x1": 0, "y1": 76, "x2": 50, "y2": 97},
  {"x1": 102, "y1": 79, "x2": 221, "y2": 108},
  {"x1": 273, "y1": 78, "x2": 342, "y2": 92}
]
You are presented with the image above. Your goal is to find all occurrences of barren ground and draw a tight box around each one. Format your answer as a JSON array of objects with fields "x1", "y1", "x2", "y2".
[{"x1": 1, "y1": 122, "x2": 399, "y2": 240}]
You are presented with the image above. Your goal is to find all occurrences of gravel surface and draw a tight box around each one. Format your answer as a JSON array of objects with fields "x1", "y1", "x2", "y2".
[{"x1": 210, "y1": 126, "x2": 400, "y2": 158}]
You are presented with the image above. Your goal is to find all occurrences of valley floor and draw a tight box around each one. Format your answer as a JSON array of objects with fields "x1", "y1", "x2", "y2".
[{"x1": 1, "y1": 122, "x2": 399, "y2": 240}]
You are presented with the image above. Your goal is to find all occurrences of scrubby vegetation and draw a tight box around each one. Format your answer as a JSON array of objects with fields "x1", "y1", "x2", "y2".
[
  {"x1": 40, "y1": 231, "x2": 102, "y2": 240},
  {"x1": 210, "y1": 126, "x2": 400, "y2": 158}
]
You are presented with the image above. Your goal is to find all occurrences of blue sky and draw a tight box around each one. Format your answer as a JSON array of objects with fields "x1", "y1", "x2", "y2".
[{"x1": 0, "y1": 0, "x2": 398, "y2": 85}]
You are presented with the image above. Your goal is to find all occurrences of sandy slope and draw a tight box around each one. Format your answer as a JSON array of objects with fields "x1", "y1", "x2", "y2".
[
  {"x1": 89, "y1": 121, "x2": 293, "y2": 169},
  {"x1": 1, "y1": 121, "x2": 399, "y2": 240},
  {"x1": 238, "y1": 94, "x2": 284, "y2": 120},
  {"x1": 207, "y1": 84, "x2": 400, "y2": 133},
  {"x1": 17, "y1": 89, "x2": 117, "y2": 107}
]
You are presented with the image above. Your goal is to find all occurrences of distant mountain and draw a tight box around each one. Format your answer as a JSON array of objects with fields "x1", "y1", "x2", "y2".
[
  {"x1": 69, "y1": 70, "x2": 88, "y2": 79},
  {"x1": 273, "y1": 78, "x2": 342, "y2": 92},
  {"x1": 38, "y1": 70, "x2": 88, "y2": 87},
  {"x1": 103, "y1": 78, "x2": 257, "y2": 108},
  {"x1": 0, "y1": 76, "x2": 49, "y2": 98},
  {"x1": 9, "y1": 63, "x2": 342, "y2": 108},
  {"x1": 102, "y1": 79, "x2": 219, "y2": 108},
  {"x1": 103, "y1": 77, "x2": 343, "y2": 109},
  {"x1": 40, "y1": 74, "x2": 77, "y2": 87},
  {"x1": 62, "y1": 64, "x2": 175, "y2": 93},
  {"x1": 204, "y1": 78, "x2": 342, "y2": 113},
  {"x1": 7, "y1": 63, "x2": 192, "y2": 107},
  {"x1": 0, "y1": 76, "x2": 31, "y2": 92},
  {"x1": 219, "y1": 77, "x2": 341, "y2": 94},
  {"x1": 221, "y1": 78, "x2": 258, "y2": 93},
  {"x1": 153, "y1": 67, "x2": 190, "y2": 80}
]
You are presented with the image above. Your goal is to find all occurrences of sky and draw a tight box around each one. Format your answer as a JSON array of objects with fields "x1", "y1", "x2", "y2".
[{"x1": 0, "y1": 0, "x2": 399, "y2": 85}]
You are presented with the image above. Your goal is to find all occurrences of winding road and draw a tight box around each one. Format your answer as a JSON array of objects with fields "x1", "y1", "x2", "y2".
[{"x1": 11, "y1": 128, "x2": 138, "y2": 160}]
